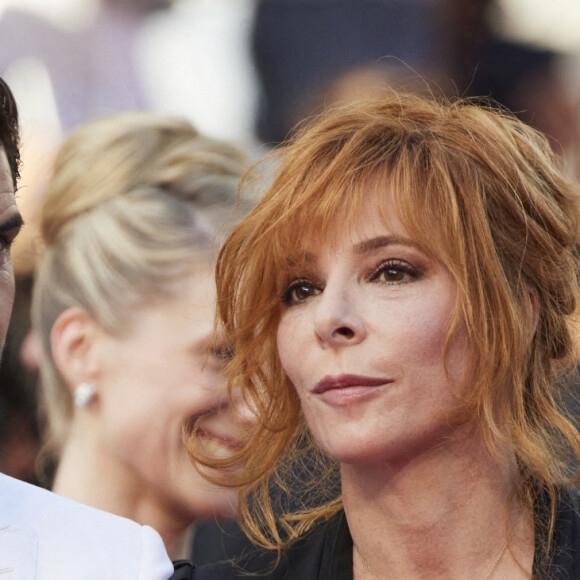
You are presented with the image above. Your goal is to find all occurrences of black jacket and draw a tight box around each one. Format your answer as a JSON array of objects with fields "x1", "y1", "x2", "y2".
[{"x1": 183, "y1": 487, "x2": 580, "y2": 579}]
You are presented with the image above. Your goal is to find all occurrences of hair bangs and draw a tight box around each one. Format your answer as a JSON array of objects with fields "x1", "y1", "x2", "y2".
[{"x1": 260, "y1": 133, "x2": 409, "y2": 283}]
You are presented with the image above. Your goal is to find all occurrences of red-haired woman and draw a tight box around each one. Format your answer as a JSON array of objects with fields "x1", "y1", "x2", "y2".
[{"x1": 192, "y1": 92, "x2": 580, "y2": 579}]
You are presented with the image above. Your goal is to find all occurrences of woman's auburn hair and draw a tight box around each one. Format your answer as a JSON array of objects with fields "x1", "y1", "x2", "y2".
[{"x1": 201, "y1": 91, "x2": 580, "y2": 552}]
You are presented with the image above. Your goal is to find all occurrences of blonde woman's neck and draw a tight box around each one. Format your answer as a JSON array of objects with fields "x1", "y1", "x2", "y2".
[{"x1": 53, "y1": 429, "x2": 192, "y2": 559}]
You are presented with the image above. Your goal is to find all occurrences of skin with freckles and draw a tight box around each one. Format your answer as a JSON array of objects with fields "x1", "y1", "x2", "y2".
[{"x1": 277, "y1": 188, "x2": 470, "y2": 467}]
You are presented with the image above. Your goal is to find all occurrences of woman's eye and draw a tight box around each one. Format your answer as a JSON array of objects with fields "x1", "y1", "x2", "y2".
[
  {"x1": 281, "y1": 281, "x2": 321, "y2": 306},
  {"x1": 211, "y1": 344, "x2": 234, "y2": 363},
  {"x1": 371, "y1": 260, "x2": 420, "y2": 284}
]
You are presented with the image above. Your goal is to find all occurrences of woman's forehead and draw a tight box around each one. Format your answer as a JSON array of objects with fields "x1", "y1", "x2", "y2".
[{"x1": 284, "y1": 182, "x2": 424, "y2": 255}]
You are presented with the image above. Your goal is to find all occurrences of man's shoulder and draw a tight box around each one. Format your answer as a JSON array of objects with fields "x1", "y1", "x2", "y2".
[
  {"x1": 0, "y1": 473, "x2": 173, "y2": 580},
  {"x1": 0, "y1": 472, "x2": 139, "y2": 532}
]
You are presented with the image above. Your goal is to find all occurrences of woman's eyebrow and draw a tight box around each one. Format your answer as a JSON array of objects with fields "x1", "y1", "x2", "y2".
[
  {"x1": 354, "y1": 235, "x2": 417, "y2": 255},
  {"x1": 285, "y1": 252, "x2": 316, "y2": 266}
]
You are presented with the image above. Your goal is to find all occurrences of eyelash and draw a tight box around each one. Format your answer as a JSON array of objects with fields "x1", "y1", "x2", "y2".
[
  {"x1": 0, "y1": 223, "x2": 22, "y2": 248},
  {"x1": 211, "y1": 344, "x2": 234, "y2": 362},
  {"x1": 0, "y1": 233, "x2": 18, "y2": 261},
  {"x1": 1, "y1": 234, "x2": 15, "y2": 247},
  {"x1": 368, "y1": 259, "x2": 421, "y2": 285},
  {"x1": 281, "y1": 259, "x2": 421, "y2": 307},
  {"x1": 280, "y1": 279, "x2": 321, "y2": 306}
]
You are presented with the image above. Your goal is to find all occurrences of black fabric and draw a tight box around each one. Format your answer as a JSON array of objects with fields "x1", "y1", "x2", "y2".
[
  {"x1": 192, "y1": 487, "x2": 580, "y2": 579},
  {"x1": 171, "y1": 560, "x2": 195, "y2": 580},
  {"x1": 533, "y1": 487, "x2": 580, "y2": 579},
  {"x1": 193, "y1": 511, "x2": 351, "y2": 580},
  {"x1": 191, "y1": 518, "x2": 253, "y2": 567}
]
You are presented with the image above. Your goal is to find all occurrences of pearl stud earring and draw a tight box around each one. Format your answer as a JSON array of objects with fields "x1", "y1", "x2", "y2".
[{"x1": 74, "y1": 383, "x2": 96, "y2": 409}]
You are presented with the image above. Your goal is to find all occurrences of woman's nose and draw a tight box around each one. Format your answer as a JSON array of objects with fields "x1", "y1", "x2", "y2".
[{"x1": 313, "y1": 286, "x2": 366, "y2": 348}]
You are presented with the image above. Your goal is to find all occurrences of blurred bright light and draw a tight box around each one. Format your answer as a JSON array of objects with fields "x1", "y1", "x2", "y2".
[
  {"x1": 497, "y1": 0, "x2": 580, "y2": 51},
  {"x1": 0, "y1": 0, "x2": 99, "y2": 30}
]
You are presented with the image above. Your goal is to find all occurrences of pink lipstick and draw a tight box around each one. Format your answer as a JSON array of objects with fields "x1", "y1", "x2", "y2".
[{"x1": 312, "y1": 374, "x2": 391, "y2": 405}]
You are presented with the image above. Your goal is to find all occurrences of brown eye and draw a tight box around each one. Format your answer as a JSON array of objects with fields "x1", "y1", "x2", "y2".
[
  {"x1": 282, "y1": 281, "x2": 321, "y2": 306},
  {"x1": 378, "y1": 268, "x2": 405, "y2": 283},
  {"x1": 371, "y1": 259, "x2": 420, "y2": 285}
]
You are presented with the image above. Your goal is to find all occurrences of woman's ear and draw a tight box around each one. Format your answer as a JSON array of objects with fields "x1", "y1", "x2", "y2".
[{"x1": 50, "y1": 307, "x2": 103, "y2": 392}]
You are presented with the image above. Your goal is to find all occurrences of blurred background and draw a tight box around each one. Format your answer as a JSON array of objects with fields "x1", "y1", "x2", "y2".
[{"x1": 0, "y1": 0, "x2": 580, "y2": 483}]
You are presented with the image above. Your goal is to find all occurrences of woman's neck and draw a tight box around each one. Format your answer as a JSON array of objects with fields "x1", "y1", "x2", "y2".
[
  {"x1": 53, "y1": 429, "x2": 191, "y2": 559},
  {"x1": 341, "y1": 431, "x2": 535, "y2": 579}
]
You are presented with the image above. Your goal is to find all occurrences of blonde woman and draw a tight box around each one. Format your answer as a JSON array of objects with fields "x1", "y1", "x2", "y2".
[
  {"x1": 193, "y1": 92, "x2": 580, "y2": 579},
  {"x1": 0, "y1": 79, "x2": 173, "y2": 579},
  {"x1": 32, "y1": 113, "x2": 251, "y2": 560}
]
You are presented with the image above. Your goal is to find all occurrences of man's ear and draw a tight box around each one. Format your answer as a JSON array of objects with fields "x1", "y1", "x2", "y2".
[{"x1": 50, "y1": 307, "x2": 103, "y2": 391}]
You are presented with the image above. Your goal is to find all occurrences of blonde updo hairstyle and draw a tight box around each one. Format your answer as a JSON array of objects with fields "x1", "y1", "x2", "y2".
[{"x1": 32, "y1": 112, "x2": 247, "y2": 464}]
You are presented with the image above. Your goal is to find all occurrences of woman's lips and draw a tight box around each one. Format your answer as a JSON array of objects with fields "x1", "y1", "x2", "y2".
[{"x1": 312, "y1": 374, "x2": 391, "y2": 405}]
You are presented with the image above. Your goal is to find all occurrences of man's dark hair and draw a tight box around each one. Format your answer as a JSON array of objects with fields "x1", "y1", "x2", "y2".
[{"x1": 0, "y1": 78, "x2": 20, "y2": 187}]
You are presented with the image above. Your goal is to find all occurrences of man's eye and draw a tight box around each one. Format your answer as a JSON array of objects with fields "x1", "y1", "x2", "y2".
[
  {"x1": 0, "y1": 234, "x2": 16, "y2": 264},
  {"x1": 0, "y1": 215, "x2": 23, "y2": 262},
  {"x1": 281, "y1": 281, "x2": 321, "y2": 306}
]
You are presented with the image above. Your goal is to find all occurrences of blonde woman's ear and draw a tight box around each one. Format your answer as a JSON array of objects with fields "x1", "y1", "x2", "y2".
[{"x1": 50, "y1": 307, "x2": 103, "y2": 394}]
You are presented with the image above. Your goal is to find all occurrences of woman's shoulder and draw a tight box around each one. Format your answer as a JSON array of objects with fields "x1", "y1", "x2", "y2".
[{"x1": 193, "y1": 510, "x2": 349, "y2": 580}]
